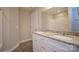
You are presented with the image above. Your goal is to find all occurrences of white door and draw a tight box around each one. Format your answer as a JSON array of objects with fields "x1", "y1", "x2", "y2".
[{"x1": 0, "y1": 10, "x2": 2, "y2": 50}]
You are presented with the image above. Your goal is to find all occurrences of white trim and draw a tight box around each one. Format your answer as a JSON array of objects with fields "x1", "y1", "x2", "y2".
[
  {"x1": 3, "y1": 43, "x2": 20, "y2": 52},
  {"x1": 3, "y1": 39, "x2": 32, "y2": 52},
  {"x1": 19, "y1": 39, "x2": 32, "y2": 43}
]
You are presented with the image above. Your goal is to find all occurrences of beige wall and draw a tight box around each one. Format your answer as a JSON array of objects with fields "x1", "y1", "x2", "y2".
[
  {"x1": 31, "y1": 9, "x2": 39, "y2": 32},
  {"x1": 1, "y1": 8, "x2": 19, "y2": 51},
  {"x1": 0, "y1": 7, "x2": 32, "y2": 51},
  {"x1": 0, "y1": 11, "x2": 2, "y2": 50},
  {"x1": 19, "y1": 8, "x2": 31, "y2": 42},
  {"x1": 31, "y1": 8, "x2": 42, "y2": 32},
  {"x1": 42, "y1": 11, "x2": 70, "y2": 32},
  {"x1": 42, "y1": 13, "x2": 49, "y2": 30}
]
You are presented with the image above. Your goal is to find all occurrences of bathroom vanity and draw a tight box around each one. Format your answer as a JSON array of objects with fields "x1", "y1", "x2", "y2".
[
  {"x1": 32, "y1": 7, "x2": 79, "y2": 52},
  {"x1": 33, "y1": 31, "x2": 79, "y2": 52}
]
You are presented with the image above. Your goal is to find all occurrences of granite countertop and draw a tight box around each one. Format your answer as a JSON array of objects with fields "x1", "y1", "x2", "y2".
[{"x1": 34, "y1": 31, "x2": 79, "y2": 46}]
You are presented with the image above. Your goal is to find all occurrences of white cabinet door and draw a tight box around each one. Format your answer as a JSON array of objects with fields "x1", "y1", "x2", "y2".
[
  {"x1": 33, "y1": 34, "x2": 48, "y2": 52},
  {"x1": 73, "y1": 46, "x2": 79, "y2": 52},
  {"x1": 37, "y1": 36, "x2": 49, "y2": 52},
  {"x1": 39, "y1": 36, "x2": 64, "y2": 52},
  {"x1": 44, "y1": 35, "x2": 74, "y2": 52},
  {"x1": 33, "y1": 34, "x2": 39, "y2": 52},
  {"x1": 33, "y1": 33, "x2": 77, "y2": 52},
  {"x1": 43, "y1": 36, "x2": 74, "y2": 52}
]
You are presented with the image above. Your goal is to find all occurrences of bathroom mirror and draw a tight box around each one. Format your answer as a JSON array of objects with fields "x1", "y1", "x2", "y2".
[{"x1": 41, "y1": 7, "x2": 79, "y2": 33}]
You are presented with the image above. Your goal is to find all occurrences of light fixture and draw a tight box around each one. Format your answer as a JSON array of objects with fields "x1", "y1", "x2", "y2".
[
  {"x1": 46, "y1": 7, "x2": 52, "y2": 9},
  {"x1": 42, "y1": 7, "x2": 53, "y2": 12}
]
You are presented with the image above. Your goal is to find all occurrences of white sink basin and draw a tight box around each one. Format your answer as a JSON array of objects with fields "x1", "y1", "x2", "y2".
[
  {"x1": 36, "y1": 32, "x2": 73, "y2": 41},
  {"x1": 37, "y1": 32, "x2": 57, "y2": 36},
  {"x1": 53, "y1": 35, "x2": 73, "y2": 40}
]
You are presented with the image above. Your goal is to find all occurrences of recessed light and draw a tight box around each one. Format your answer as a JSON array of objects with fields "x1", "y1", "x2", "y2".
[
  {"x1": 42, "y1": 7, "x2": 53, "y2": 12},
  {"x1": 44, "y1": 7, "x2": 53, "y2": 10},
  {"x1": 47, "y1": 7, "x2": 52, "y2": 9}
]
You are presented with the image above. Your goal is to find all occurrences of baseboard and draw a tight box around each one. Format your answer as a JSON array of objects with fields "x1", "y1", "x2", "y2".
[
  {"x1": 19, "y1": 39, "x2": 32, "y2": 43},
  {"x1": 3, "y1": 39, "x2": 32, "y2": 52},
  {"x1": 3, "y1": 43, "x2": 20, "y2": 52}
]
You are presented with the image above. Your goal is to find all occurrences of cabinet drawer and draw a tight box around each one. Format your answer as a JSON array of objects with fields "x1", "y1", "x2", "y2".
[{"x1": 33, "y1": 40, "x2": 39, "y2": 52}]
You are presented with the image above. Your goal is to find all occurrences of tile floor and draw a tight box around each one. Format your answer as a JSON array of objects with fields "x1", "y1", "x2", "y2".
[{"x1": 13, "y1": 40, "x2": 33, "y2": 52}]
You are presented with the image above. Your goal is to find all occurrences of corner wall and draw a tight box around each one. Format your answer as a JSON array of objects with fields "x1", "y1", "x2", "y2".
[{"x1": 19, "y1": 8, "x2": 31, "y2": 42}]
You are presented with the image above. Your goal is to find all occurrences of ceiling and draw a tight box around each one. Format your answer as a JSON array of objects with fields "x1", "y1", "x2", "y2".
[
  {"x1": 43, "y1": 7, "x2": 68, "y2": 15},
  {"x1": 20, "y1": 7, "x2": 37, "y2": 12},
  {"x1": 19, "y1": 7, "x2": 68, "y2": 14}
]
